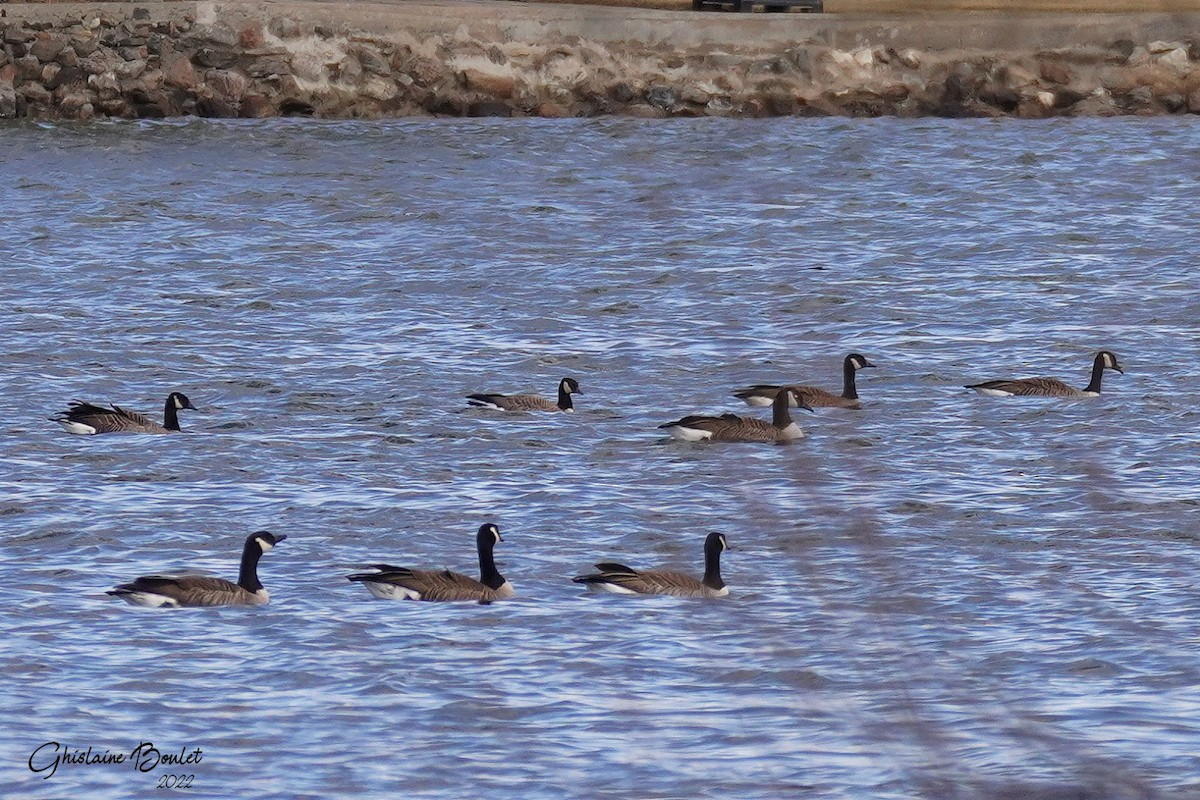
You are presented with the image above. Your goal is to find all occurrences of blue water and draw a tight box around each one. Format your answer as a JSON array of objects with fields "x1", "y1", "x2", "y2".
[{"x1": 1, "y1": 116, "x2": 1198, "y2": 799}]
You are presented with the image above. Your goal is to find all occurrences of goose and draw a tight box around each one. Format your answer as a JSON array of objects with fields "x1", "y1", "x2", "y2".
[
  {"x1": 658, "y1": 386, "x2": 812, "y2": 443},
  {"x1": 965, "y1": 350, "x2": 1123, "y2": 397},
  {"x1": 466, "y1": 377, "x2": 580, "y2": 412},
  {"x1": 51, "y1": 392, "x2": 198, "y2": 434},
  {"x1": 347, "y1": 523, "x2": 515, "y2": 603},
  {"x1": 107, "y1": 531, "x2": 287, "y2": 608},
  {"x1": 734, "y1": 353, "x2": 875, "y2": 409},
  {"x1": 573, "y1": 532, "x2": 729, "y2": 598}
]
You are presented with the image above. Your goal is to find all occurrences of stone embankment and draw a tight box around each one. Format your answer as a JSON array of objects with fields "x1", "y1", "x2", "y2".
[{"x1": 1, "y1": 3, "x2": 1199, "y2": 120}]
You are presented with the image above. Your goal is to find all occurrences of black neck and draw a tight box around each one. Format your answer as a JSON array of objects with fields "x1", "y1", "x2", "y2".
[
  {"x1": 703, "y1": 543, "x2": 725, "y2": 590},
  {"x1": 771, "y1": 389, "x2": 793, "y2": 429},
  {"x1": 163, "y1": 397, "x2": 181, "y2": 431},
  {"x1": 478, "y1": 541, "x2": 505, "y2": 590},
  {"x1": 842, "y1": 357, "x2": 859, "y2": 400},
  {"x1": 1084, "y1": 354, "x2": 1106, "y2": 394},
  {"x1": 237, "y1": 540, "x2": 264, "y2": 592},
  {"x1": 557, "y1": 383, "x2": 574, "y2": 411}
]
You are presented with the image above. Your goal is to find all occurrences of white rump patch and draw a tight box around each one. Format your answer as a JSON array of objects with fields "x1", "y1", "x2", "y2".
[
  {"x1": 587, "y1": 582, "x2": 641, "y2": 595},
  {"x1": 742, "y1": 396, "x2": 773, "y2": 408},
  {"x1": 116, "y1": 592, "x2": 181, "y2": 608},
  {"x1": 972, "y1": 387, "x2": 1014, "y2": 397},
  {"x1": 58, "y1": 421, "x2": 98, "y2": 435},
  {"x1": 664, "y1": 426, "x2": 713, "y2": 442},
  {"x1": 362, "y1": 581, "x2": 421, "y2": 601}
]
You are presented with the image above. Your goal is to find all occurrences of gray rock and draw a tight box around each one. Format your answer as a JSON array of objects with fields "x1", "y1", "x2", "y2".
[
  {"x1": 81, "y1": 52, "x2": 121, "y2": 76},
  {"x1": 268, "y1": 18, "x2": 302, "y2": 39},
  {"x1": 609, "y1": 82, "x2": 634, "y2": 103},
  {"x1": 116, "y1": 58, "x2": 147, "y2": 80},
  {"x1": 1110, "y1": 39, "x2": 1136, "y2": 60},
  {"x1": 29, "y1": 33, "x2": 67, "y2": 62},
  {"x1": 1129, "y1": 85, "x2": 1154, "y2": 105},
  {"x1": 40, "y1": 62, "x2": 61, "y2": 85},
  {"x1": 1161, "y1": 93, "x2": 1185, "y2": 112},
  {"x1": 132, "y1": 7, "x2": 151, "y2": 21},
  {"x1": 246, "y1": 57, "x2": 290, "y2": 79},
  {"x1": 0, "y1": 86, "x2": 15, "y2": 119},
  {"x1": 336, "y1": 55, "x2": 363, "y2": 83},
  {"x1": 355, "y1": 45, "x2": 390, "y2": 76},
  {"x1": 205, "y1": 68, "x2": 248, "y2": 100},
  {"x1": 188, "y1": 24, "x2": 238, "y2": 48},
  {"x1": 192, "y1": 47, "x2": 236, "y2": 69},
  {"x1": 18, "y1": 82, "x2": 51, "y2": 106},
  {"x1": 59, "y1": 91, "x2": 95, "y2": 118},
  {"x1": 14, "y1": 54, "x2": 41, "y2": 81},
  {"x1": 161, "y1": 45, "x2": 198, "y2": 88},
  {"x1": 87, "y1": 71, "x2": 121, "y2": 98},
  {"x1": 1039, "y1": 60, "x2": 1071, "y2": 85},
  {"x1": 55, "y1": 46, "x2": 80, "y2": 68},
  {"x1": 3, "y1": 27, "x2": 33, "y2": 45},
  {"x1": 466, "y1": 99, "x2": 512, "y2": 117},
  {"x1": 47, "y1": 65, "x2": 84, "y2": 91},
  {"x1": 645, "y1": 85, "x2": 678, "y2": 109},
  {"x1": 72, "y1": 37, "x2": 100, "y2": 57}
]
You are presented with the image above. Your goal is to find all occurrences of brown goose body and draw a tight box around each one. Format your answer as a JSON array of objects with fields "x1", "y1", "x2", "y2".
[
  {"x1": 659, "y1": 387, "x2": 811, "y2": 443},
  {"x1": 966, "y1": 351, "x2": 1123, "y2": 398},
  {"x1": 107, "y1": 531, "x2": 286, "y2": 608},
  {"x1": 467, "y1": 378, "x2": 580, "y2": 413},
  {"x1": 573, "y1": 532, "x2": 729, "y2": 598},
  {"x1": 348, "y1": 523, "x2": 514, "y2": 604},
  {"x1": 52, "y1": 392, "x2": 198, "y2": 435},
  {"x1": 734, "y1": 353, "x2": 874, "y2": 409}
]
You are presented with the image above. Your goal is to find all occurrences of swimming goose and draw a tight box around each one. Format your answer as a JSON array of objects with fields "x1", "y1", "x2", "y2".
[
  {"x1": 466, "y1": 377, "x2": 580, "y2": 412},
  {"x1": 659, "y1": 387, "x2": 812, "y2": 443},
  {"x1": 52, "y1": 392, "x2": 198, "y2": 434},
  {"x1": 107, "y1": 531, "x2": 287, "y2": 608},
  {"x1": 734, "y1": 353, "x2": 875, "y2": 409},
  {"x1": 347, "y1": 523, "x2": 515, "y2": 603},
  {"x1": 573, "y1": 532, "x2": 729, "y2": 598},
  {"x1": 966, "y1": 350, "x2": 1123, "y2": 397}
]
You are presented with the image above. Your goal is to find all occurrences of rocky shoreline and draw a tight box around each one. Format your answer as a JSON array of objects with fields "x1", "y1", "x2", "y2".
[{"x1": 1, "y1": 2, "x2": 1199, "y2": 120}]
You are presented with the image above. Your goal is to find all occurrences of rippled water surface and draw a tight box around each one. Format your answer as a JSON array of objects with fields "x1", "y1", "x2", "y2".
[{"x1": 1, "y1": 117, "x2": 1199, "y2": 799}]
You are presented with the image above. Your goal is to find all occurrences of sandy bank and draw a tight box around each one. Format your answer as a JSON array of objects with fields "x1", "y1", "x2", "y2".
[{"x1": 0, "y1": 0, "x2": 1198, "y2": 119}]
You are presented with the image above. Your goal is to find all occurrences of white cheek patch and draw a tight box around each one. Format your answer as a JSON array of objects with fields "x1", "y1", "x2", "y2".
[
  {"x1": 174, "y1": 397, "x2": 184, "y2": 408},
  {"x1": 257, "y1": 539, "x2": 274, "y2": 551}
]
